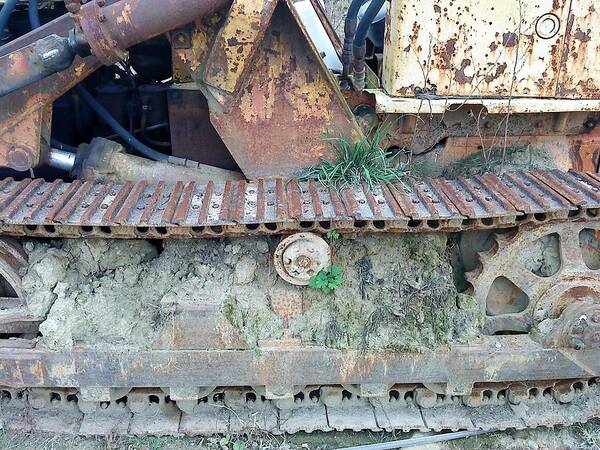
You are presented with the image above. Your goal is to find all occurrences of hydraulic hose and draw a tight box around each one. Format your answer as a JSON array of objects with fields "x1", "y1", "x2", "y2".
[
  {"x1": 342, "y1": 0, "x2": 368, "y2": 78},
  {"x1": 27, "y1": 0, "x2": 39, "y2": 29},
  {"x1": 0, "y1": 0, "x2": 19, "y2": 40},
  {"x1": 352, "y1": 0, "x2": 385, "y2": 91},
  {"x1": 75, "y1": 85, "x2": 169, "y2": 161},
  {"x1": 27, "y1": 0, "x2": 168, "y2": 162}
]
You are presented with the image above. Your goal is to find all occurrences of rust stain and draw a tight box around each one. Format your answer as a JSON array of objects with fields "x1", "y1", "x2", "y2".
[
  {"x1": 383, "y1": 0, "x2": 570, "y2": 98},
  {"x1": 574, "y1": 28, "x2": 592, "y2": 43},
  {"x1": 454, "y1": 59, "x2": 474, "y2": 84},
  {"x1": 502, "y1": 32, "x2": 518, "y2": 48},
  {"x1": 116, "y1": 3, "x2": 132, "y2": 25}
]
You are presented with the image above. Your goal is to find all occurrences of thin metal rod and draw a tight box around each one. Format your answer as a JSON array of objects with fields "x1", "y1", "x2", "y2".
[{"x1": 335, "y1": 430, "x2": 494, "y2": 450}]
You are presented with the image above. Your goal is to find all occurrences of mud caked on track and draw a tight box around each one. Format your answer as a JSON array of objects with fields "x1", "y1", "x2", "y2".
[{"x1": 21, "y1": 233, "x2": 481, "y2": 352}]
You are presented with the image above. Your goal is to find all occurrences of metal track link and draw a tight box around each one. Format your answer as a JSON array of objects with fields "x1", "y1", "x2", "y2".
[
  {"x1": 1, "y1": 379, "x2": 599, "y2": 436},
  {"x1": 0, "y1": 170, "x2": 599, "y2": 239}
]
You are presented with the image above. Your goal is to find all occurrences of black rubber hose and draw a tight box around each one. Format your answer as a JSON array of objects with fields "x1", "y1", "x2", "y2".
[
  {"x1": 28, "y1": 0, "x2": 40, "y2": 29},
  {"x1": 75, "y1": 85, "x2": 169, "y2": 161},
  {"x1": 27, "y1": 0, "x2": 169, "y2": 162},
  {"x1": 342, "y1": 0, "x2": 368, "y2": 77},
  {"x1": 352, "y1": 0, "x2": 385, "y2": 90},
  {"x1": 0, "y1": 0, "x2": 19, "y2": 40}
]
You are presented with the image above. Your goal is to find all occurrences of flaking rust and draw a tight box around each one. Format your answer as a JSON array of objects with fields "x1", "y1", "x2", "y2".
[
  {"x1": 196, "y1": 0, "x2": 363, "y2": 178},
  {"x1": 383, "y1": 0, "x2": 571, "y2": 98}
]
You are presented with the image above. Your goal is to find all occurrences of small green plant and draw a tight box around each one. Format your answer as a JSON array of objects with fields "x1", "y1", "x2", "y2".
[
  {"x1": 309, "y1": 265, "x2": 343, "y2": 294},
  {"x1": 299, "y1": 125, "x2": 406, "y2": 189},
  {"x1": 326, "y1": 230, "x2": 340, "y2": 240}
]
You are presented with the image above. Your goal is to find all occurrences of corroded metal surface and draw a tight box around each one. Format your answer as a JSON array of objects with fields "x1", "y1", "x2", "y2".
[
  {"x1": 382, "y1": 0, "x2": 594, "y2": 99},
  {"x1": 468, "y1": 221, "x2": 600, "y2": 335},
  {"x1": 0, "y1": 0, "x2": 232, "y2": 172},
  {"x1": 195, "y1": 0, "x2": 364, "y2": 178},
  {"x1": 0, "y1": 169, "x2": 597, "y2": 239},
  {"x1": 78, "y1": 0, "x2": 232, "y2": 65},
  {"x1": 558, "y1": 0, "x2": 600, "y2": 98},
  {"x1": 0, "y1": 14, "x2": 100, "y2": 171},
  {"x1": 0, "y1": 239, "x2": 37, "y2": 337},
  {"x1": 0, "y1": 336, "x2": 598, "y2": 387},
  {"x1": 202, "y1": 0, "x2": 278, "y2": 94},
  {"x1": 0, "y1": 377, "x2": 599, "y2": 434}
]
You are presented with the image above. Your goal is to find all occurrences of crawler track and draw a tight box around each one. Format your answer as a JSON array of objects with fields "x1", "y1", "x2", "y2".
[
  {"x1": 1, "y1": 379, "x2": 599, "y2": 435},
  {"x1": 1, "y1": 170, "x2": 600, "y2": 435},
  {"x1": 0, "y1": 169, "x2": 599, "y2": 239}
]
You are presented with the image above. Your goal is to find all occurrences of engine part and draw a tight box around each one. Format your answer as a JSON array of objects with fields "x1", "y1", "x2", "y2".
[
  {"x1": 0, "y1": 31, "x2": 87, "y2": 97},
  {"x1": 71, "y1": 137, "x2": 242, "y2": 184},
  {"x1": 274, "y1": 232, "x2": 331, "y2": 285},
  {"x1": 0, "y1": 0, "x2": 233, "y2": 97}
]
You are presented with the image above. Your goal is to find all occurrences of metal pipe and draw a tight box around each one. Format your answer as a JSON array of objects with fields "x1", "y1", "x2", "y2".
[
  {"x1": 48, "y1": 148, "x2": 76, "y2": 171},
  {"x1": 0, "y1": 32, "x2": 81, "y2": 96},
  {"x1": 0, "y1": 0, "x2": 19, "y2": 40},
  {"x1": 72, "y1": 137, "x2": 242, "y2": 184},
  {"x1": 336, "y1": 430, "x2": 493, "y2": 450},
  {"x1": 78, "y1": 0, "x2": 232, "y2": 65}
]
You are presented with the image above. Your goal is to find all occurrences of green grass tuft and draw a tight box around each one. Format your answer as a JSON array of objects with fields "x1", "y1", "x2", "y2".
[{"x1": 299, "y1": 126, "x2": 406, "y2": 189}]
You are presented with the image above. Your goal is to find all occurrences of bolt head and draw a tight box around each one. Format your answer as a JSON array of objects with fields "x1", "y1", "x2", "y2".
[{"x1": 7, "y1": 147, "x2": 32, "y2": 172}]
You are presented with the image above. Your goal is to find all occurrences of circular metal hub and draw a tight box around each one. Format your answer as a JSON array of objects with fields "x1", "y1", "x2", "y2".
[{"x1": 274, "y1": 233, "x2": 331, "y2": 286}]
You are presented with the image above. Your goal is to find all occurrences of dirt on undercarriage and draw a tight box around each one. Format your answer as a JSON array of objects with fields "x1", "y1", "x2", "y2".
[{"x1": 21, "y1": 233, "x2": 481, "y2": 352}]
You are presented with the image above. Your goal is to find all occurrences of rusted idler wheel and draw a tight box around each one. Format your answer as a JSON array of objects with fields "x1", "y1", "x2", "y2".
[
  {"x1": 273, "y1": 232, "x2": 331, "y2": 285},
  {"x1": 466, "y1": 221, "x2": 600, "y2": 347},
  {"x1": 0, "y1": 238, "x2": 31, "y2": 335},
  {"x1": 0, "y1": 238, "x2": 26, "y2": 299}
]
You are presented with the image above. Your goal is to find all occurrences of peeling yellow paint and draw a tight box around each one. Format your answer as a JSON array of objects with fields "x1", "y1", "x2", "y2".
[
  {"x1": 203, "y1": 0, "x2": 277, "y2": 93},
  {"x1": 74, "y1": 63, "x2": 86, "y2": 78},
  {"x1": 383, "y1": 0, "x2": 570, "y2": 98}
]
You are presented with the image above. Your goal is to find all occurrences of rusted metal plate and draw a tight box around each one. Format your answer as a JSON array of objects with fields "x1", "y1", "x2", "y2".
[
  {"x1": 203, "y1": 0, "x2": 278, "y2": 94},
  {"x1": 382, "y1": 0, "x2": 571, "y2": 98},
  {"x1": 204, "y1": 2, "x2": 364, "y2": 178},
  {"x1": 436, "y1": 177, "x2": 519, "y2": 219},
  {"x1": 0, "y1": 336, "x2": 599, "y2": 387},
  {"x1": 495, "y1": 171, "x2": 574, "y2": 214},
  {"x1": 0, "y1": 169, "x2": 595, "y2": 239},
  {"x1": 167, "y1": 88, "x2": 239, "y2": 171},
  {"x1": 0, "y1": 13, "x2": 100, "y2": 171},
  {"x1": 557, "y1": 0, "x2": 600, "y2": 98}
]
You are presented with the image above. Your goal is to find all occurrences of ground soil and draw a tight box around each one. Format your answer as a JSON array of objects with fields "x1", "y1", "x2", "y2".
[{"x1": 1, "y1": 421, "x2": 599, "y2": 450}]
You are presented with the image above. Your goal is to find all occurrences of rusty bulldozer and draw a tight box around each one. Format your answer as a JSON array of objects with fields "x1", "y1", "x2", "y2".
[{"x1": 0, "y1": 0, "x2": 599, "y2": 436}]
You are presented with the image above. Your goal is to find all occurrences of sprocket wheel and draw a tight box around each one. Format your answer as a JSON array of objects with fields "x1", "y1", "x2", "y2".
[{"x1": 466, "y1": 221, "x2": 600, "y2": 346}]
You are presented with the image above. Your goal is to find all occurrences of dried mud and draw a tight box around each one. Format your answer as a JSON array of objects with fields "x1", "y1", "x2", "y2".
[
  {"x1": 413, "y1": 145, "x2": 557, "y2": 179},
  {"x1": 22, "y1": 234, "x2": 481, "y2": 352}
]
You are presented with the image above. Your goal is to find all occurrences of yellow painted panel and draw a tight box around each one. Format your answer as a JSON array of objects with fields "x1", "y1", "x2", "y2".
[{"x1": 382, "y1": 0, "x2": 570, "y2": 98}]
